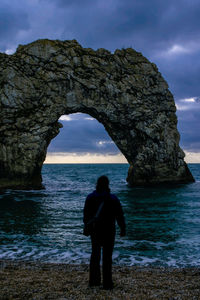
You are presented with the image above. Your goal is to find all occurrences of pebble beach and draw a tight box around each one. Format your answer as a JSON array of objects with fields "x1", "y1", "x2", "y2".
[{"x1": 0, "y1": 260, "x2": 200, "y2": 299}]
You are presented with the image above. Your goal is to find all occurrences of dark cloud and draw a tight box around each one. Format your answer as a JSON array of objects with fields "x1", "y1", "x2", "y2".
[
  {"x1": 58, "y1": 0, "x2": 200, "y2": 55},
  {"x1": 0, "y1": 0, "x2": 200, "y2": 154},
  {"x1": 42, "y1": 0, "x2": 94, "y2": 7},
  {"x1": 176, "y1": 101, "x2": 200, "y2": 152},
  {"x1": 115, "y1": 0, "x2": 200, "y2": 51},
  {"x1": 156, "y1": 52, "x2": 200, "y2": 99},
  {"x1": 0, "y1": 1, "x2": 29, "y2": 51}
]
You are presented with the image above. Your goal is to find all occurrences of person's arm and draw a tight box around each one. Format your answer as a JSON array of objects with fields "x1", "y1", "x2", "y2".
[
  {"x1": 83, "y1": 195, "x2": 92, "y2": 224},
  {"x1": 115, "y1": 197, "x2": 126, "y2": 237}
]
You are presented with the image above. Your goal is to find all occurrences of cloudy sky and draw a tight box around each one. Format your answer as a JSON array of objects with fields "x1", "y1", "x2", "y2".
[{"x1": 1, "y1": 0, "x2": 200, "y2": 163}]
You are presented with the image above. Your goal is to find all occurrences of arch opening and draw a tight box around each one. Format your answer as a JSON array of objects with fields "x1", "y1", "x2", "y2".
[{"x1": 45, "y1": 113, "x2": 127, "y2": 164}]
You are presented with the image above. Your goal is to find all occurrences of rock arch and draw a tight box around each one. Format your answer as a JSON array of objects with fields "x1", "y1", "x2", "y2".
[{"x1": 0, "y1": 39, "x2": 194, "y2": 189}]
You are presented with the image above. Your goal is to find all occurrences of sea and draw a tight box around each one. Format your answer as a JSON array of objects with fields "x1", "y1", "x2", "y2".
[{"x1": 0, "y1": 163, "x2": 200, "y2": 267}]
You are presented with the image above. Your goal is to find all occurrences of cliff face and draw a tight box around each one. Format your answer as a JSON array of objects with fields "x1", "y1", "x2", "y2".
[{"x1": 0, "y1": 39, "x2": 194, "y2": 189}]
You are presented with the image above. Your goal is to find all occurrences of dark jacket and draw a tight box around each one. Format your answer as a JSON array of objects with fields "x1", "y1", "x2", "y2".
[{"x1": 83, "y1": 190, "x2": 126, "y2": 238}]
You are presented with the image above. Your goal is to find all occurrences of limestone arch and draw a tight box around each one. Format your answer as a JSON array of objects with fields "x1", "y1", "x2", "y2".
[{"x1": 0, "y1": 39, "x2": 194, "y2": 189}]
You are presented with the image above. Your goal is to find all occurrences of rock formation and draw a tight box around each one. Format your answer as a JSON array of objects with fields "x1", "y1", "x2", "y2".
[{"x1": 0, "y1": 39, "x2": 194, "y2": 189}]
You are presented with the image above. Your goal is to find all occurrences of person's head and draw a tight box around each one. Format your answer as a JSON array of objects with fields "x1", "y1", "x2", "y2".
[{"x1": 96, "y1": 175, "x2": 110, "y2": 193}]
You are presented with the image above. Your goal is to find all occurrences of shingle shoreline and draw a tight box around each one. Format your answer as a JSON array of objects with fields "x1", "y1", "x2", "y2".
[{"x1": 0, "y1": 260, "x2": 200, "y2": 299}]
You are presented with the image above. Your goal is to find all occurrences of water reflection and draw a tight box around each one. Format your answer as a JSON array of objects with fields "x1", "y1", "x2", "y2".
[
  {"x1": 118, "y1": 186, "x2": 185, "y2": 244},
  {"x1": 0, "y1": 191, "x2": 48, "y2": 237}
]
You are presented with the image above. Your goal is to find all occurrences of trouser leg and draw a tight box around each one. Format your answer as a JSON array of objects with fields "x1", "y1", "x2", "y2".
[
  {"x1": 102, "y1": 237, "x2": 114, "y2": 288},
  {"x1": 89, "y1": 237, "x2": 101, "y2": 286}
]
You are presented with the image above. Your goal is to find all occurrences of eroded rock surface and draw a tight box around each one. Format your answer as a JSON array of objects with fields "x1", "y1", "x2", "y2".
[{"x1": 0, "y1": 39, "x2": 194, "y2": 189}]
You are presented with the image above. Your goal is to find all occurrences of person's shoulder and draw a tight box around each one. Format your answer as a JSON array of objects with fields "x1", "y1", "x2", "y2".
[{"x1": 86, "y1": 190, "x2": 97, "y2": 200}]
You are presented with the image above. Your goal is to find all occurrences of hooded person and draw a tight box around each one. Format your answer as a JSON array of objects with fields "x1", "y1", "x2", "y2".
[{"x1": 83, "y1": 175, "x2": 126, "y2": 289}]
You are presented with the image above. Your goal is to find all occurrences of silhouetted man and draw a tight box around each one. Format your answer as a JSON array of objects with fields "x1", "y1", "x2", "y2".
[{"x1": 83, "y1": 175, "x2": 126, "y2": 289}]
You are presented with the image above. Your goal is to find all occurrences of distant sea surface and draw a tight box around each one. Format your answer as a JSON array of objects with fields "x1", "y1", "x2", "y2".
[{"x1": 0, "y1": 164, "x2": 200, "y2": 267}]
